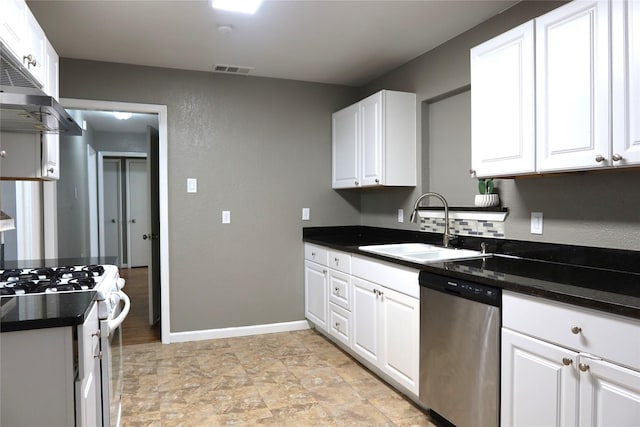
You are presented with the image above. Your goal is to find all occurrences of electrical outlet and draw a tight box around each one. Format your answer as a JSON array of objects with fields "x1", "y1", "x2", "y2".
[
  {"x1": 531, "y1": 212, "x2": 543, "y2": 234},
  {"x1": 302, "y1": 208, "x2": 310, "y2": 221},
  {"x1": 398, "y1": 209, "x2": 404, "y2": 223},
  {"x1": 222, "y1": 210, "x2": 231, "y2": 224},
  {"x1": 187, "y1": 178, "x2": 197, "y2": 193}
]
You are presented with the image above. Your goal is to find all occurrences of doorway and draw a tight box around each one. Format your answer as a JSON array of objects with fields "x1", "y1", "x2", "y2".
[
  {"x1": 59, "y1": 99, "x2": 170, "y2": 344},
  {"x1": 99, "y1": 154, "x2": 150, "y2": 268}
]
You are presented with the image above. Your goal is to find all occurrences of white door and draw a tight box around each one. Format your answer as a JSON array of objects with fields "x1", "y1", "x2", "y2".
[
  {"x1": 147, "y1": 125, "x2": 161, "y2": 325},
  {"x1": 501, "y1": 329, "x2": 579, "y2": 427},
  {"x1": 612, "y1": 0, "x2": 640, "y2": 167},
  {"x1": 332, "y1": 103, "x2": 359, "y2": 188},
  {"x1": 536, "y1": 0, "x2": 610, "y2": 172},
  {"x1": 470, "y1": 21, "x2": 535, "y2": 177},
  {"x1": 380, "y1": 287, "x2": 419, "y2": 395},
  {"x1": 102, "y1": 159, "x2": 122, "y2": 262},
  {"x1": 360, "y1": 91, "x2": 383, "y2": 186},
  {"x1": 304, "y1": 261, "x2": 327, "y2": 331},
  {"x1": 126, "y1": 159, "x2": 150, "y2": 267},
  {"x1": 578, "y1": 356, "x2": 640, "y2": 427},
  {"x1": 351, "y1": 276, "x2": 380, "y2": 366}
]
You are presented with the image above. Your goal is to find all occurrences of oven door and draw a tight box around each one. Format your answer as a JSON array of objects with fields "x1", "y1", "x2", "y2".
[{"x1": 100, "y1": 291, "x2": 131, "y2": 427}]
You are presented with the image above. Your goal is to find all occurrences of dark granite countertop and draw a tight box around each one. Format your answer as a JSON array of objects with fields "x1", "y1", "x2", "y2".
[
  {"x1": 303, "y1": 226, "x2": 640, "y2": 319},
  {"x1": 1, "y1": 291, "x2": 97, "y2": 332}
]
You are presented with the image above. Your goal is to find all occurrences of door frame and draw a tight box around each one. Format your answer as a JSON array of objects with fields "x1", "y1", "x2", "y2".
[
  {"x1": 97, "y1": 152, "x2": 147, "y2": 268},
  {"x1": 60, "y1": 98, "x2": 170, "y2": 344}
]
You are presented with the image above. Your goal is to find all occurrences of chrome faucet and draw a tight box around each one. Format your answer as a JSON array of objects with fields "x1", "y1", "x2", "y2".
[{"x1": 409, "y1": 192, "x2": 455, "y2": 248}]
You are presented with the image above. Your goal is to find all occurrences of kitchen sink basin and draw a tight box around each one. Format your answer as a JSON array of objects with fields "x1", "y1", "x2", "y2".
[{"x1": 358, "y1": 243, "x2": 490, "y2": 264}]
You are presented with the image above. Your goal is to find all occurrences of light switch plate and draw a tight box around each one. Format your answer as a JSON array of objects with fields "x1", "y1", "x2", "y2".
[
  {"x1": 531, "y1": 212, "x2": 543, "y2": 234},
  {"x1": 398, "y1": 209, "x2": 404, "y2": 223},
  {"x1": 302, "y1": 208, "x2": 310, "y2": 221},
  {"x1": 222, "y1": 210, "x2": 231, "y2": 224},
  {"x1": 187, "y1": 178, "x2": 197, "y2": 193}
]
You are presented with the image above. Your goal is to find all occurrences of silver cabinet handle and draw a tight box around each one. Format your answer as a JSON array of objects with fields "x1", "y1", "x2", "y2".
[
  {"x1": 354, "y1": 181, "x2": 359, "y2": 186},
  {"x1": 562, "y1": 357, "x2": 573, "y2": 366},
  {"x1": 47, "y1": 167, "x2": 54, "y2": 173},
  {"x1": 612, "y1": 153, "x2": 623, "y2": 162},
  {"x1": 595, "y1": 155, "x2": 606, "y2": 162},
  {"x1": 579, "y1": 363, "x2": 589, "y2": 372},
  {"x1": 92, "y1": 330, "x2": 101, "y2": 338},
  {"x1": 23, "y1": 54, "x2": 36, "y2": 67},
  {"x1": 571, "y1": 326, "x2": 582, "y2": 335},
  {"x1": 95, "y1": 351, "x2": 103, "y2": 360},
  {"x1": 375, "y1": 178, "x2": 379, "y2": 184},
  {"x1": 334, "y1": 257, "x2": 339, "y2": 265},
  {"x1": 143, "y1": 234, "x2": 149, "y2": 240},
  {"x1": 334, "y1": 287, "x2": 339, "y2": 294},
  {"x1": 322, "y1": 269, "x2": 327, "y2": 274},
  {"x1": 311, "y1": 252, "x2": 316, "y2": 257},
  {"x1": 469, "y1": 169, "x2": 477, "y2": 177}
]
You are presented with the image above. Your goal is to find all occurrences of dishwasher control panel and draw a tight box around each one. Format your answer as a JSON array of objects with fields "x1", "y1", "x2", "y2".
[{"x1": 419, "y1": 271, "x2": 501, "y2": 306}]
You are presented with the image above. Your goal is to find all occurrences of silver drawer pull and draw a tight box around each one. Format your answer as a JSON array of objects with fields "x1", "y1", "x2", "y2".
[
  {"x1": 579, "y1": 363, "x2": 589, "y2": 372},
  {"x1": 571, "y1": 326, "x2": 582, "y2": 335},
  {"x1": 562, "y1": 357, "x2": 573, "y2": 366}
]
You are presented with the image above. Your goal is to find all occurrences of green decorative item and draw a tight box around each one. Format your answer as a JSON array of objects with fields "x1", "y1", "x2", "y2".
[{"x1": 475, "y1": 179, "x2": 499, "y2": 207}]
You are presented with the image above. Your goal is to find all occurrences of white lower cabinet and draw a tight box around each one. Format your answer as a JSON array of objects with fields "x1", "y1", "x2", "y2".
[
  {"x1": 304, "y1": 259, "x2": 328, "y2": 332},
  {"x1": 303, "y1": 244, "x2": 420, "y2": 398},
  {"x1": 501, "y1": 291, "x2": 640, "y2": 427},
  {"x1": 0, "y1": 302, "x2": 101, "y2": 427}
]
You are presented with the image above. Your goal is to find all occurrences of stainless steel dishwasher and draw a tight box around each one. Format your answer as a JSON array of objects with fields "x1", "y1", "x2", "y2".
[{"x1": 418, "y1": 271, "x2": 501, "y2": 427}]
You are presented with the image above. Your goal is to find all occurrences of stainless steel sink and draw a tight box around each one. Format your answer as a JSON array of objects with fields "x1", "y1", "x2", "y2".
[{"x1": 358, "y1": 243, "x2": 489, "y2": 264}]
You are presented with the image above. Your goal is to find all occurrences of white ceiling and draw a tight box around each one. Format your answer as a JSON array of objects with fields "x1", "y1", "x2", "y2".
[
  {"x1": 27, "y1": 0, "x2": 518, "y2": 87},
  {"x1": 72, "y1": 110, "x2": 158, "y2": 134}
]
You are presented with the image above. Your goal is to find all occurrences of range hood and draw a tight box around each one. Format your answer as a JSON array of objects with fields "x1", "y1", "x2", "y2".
[{"x1": 0, "y1": 43, "x2": 82, "y2": 135}]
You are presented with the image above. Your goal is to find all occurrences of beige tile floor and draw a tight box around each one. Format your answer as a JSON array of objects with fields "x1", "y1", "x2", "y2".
[{"x1": 121, "y1": 329, "x2": 435, "y2": 426}]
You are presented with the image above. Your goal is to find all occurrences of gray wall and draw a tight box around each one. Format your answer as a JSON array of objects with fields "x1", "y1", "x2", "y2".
[
  {"x1": 359, "y1": 0, "x2": 640, "y2": 251},
  {"x1": 94, "y1": 131, "x2": 148, "y2": 153},
  {"x1": 58, "y1": 115, "x2": 94, "y2": 258},
  {"x1": 60, "y1": 61, "x2": 360, "y2": 332}
]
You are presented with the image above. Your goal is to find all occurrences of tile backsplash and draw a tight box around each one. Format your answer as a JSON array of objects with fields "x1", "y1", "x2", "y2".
[{"x1": 420, "y1": 217, "x2": 505, "y2": 239}]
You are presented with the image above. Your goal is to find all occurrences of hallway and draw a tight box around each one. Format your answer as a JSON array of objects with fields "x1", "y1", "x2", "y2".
[{"x1": 120, "y1": 267, "x2": 160, "y2": 345}]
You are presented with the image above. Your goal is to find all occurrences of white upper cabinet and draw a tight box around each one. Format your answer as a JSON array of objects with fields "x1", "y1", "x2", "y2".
[
  {"x1": 1, "y1": 0, "x2": 27, "y2": 60},
  {"x1": 332, "y1": 90, "x2": 416, "y2": 189},
  {"x1": 470, "y1": 21, "x2": 536, "y2": 178},
  {"x1": 612, "y1": 0, "x2": 640, "y2": 166},
  {"x1": 536, "y1": 0, "x2": 610, "y2": 172},
  {"x1": 23, "y1": 6, "x2": 46, "y2": 87},
  {"x1": 472, "y1": 0, "x2": 640, "y2": 177},
  {"x1": 332, "y1": 103, "x2": 360, "y2": 188}
]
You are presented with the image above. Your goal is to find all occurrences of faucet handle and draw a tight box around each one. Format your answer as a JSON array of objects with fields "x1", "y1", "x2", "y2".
[{"x1": 480, "y1": 242, "x2": 488, "y2": 254}]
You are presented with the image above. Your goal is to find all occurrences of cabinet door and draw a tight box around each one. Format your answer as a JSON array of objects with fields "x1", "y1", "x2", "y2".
[
  {"x1": 470, "y1": 21, "x2": 535, "y2": 178},
  {"x1": 351, "y1": 276, "x2": 380, "y2": 366},
  {"x1": 380, "y1": 286, "x2": 419, "y2": 396},
  {"x1": 0, "y1": 0, "x2": 27, "y2": 61},
  {"x1": 360, "y1": 91, "x2": 383, "y2": 186},
  {"x1": 332, "y1": 103, "x2": 359, "y2": 188},
  {"x1": 24, "y1": 6, "x2": 45, "y2": 87},
  {"x1": 501, "y1": 329, "x2": 579, "y2": 427},
  {"x1": 578, "y1": 356, "x2": 640, "y2": 427},
  {"x1": 612, "y1": 0, "x2": 640, "y2": 167},
  {"x1": 536, "y1": 0, "x2": 610, "y2": 172},
  {"x1": 304, "y1": 260, "x2": 327, "y2": 331}
]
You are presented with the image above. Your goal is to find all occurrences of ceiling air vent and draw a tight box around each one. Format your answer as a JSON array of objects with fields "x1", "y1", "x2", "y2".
[{"x1": 213, "y1": 64, "x2": 254, "y2": 75}]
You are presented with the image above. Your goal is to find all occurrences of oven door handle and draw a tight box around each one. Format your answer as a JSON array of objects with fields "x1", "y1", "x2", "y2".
[{"x1": 108, "y1": 291, "x2": 131, "y2": 336}]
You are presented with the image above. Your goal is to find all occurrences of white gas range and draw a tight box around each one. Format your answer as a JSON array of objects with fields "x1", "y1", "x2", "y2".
[{"x1": 0, "y1": 264, "x2": 130, "y2": 427}]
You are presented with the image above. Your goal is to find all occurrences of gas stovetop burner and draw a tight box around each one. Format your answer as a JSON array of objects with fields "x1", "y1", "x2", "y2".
[{"x1": 0, "y1": 265, "x2": 106, "y2": 296}]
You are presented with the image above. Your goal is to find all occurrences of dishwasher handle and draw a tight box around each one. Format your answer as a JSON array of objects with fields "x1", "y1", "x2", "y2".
[{"x1": 419, "y1": 271, "x2": 501, "y2": 307}]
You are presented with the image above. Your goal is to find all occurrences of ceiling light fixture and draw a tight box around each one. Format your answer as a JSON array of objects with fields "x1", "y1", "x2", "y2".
[
  {"x1": 113, "y1": 112, "x2": 133, "y2": 120},
  {"x1": 211, "y1": 0, "x2": 263, "y2": 14}
]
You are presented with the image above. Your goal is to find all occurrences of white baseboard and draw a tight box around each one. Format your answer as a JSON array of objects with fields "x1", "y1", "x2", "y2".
[{"x1": 169, "y1": 320, "x2": 311, "y2": 343}]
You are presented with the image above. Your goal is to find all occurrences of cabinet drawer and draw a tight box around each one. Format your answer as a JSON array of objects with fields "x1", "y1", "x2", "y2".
[
  {"x1": 328, "y1": 250, "x2": 351, "y2": 273},
  {"x1": 329, "y1": 270, "x2": 351, "y2": 310},
  {"x1": 329, "y1": 303, "x2": 352, "y2": 347},
  {"x1": 304, "y1": 243, "x2": 328, "y2": 265},
  {"x1": 503, "y1": 291, "x2": 640, "y2": 370},
  {"x1": 352, "y1": 255, "x2": 419, "y2": 298}
]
